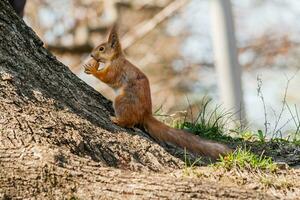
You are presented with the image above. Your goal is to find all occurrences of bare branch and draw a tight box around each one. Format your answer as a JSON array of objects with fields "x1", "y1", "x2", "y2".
[{"x1": 121, "y1": 0, "x2": 189, "y2": 49}]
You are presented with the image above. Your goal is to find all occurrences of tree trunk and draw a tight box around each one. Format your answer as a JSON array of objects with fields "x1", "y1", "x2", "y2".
[{"x1": 0, "y1": 1, "x2": 273, "y2": 199}]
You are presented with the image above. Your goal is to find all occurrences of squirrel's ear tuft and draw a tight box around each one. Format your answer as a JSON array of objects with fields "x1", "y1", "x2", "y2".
[{"x1": 108, "y1": 24, "x2": 120, "y2": 49}]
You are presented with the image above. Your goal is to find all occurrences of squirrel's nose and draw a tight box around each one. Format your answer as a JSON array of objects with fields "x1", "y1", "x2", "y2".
[
  {"x1": 91, "y1": 54, "x2": 100, "y2": 62},
  {"x1": 91, "y1": 54, "x2": 96, "y2": 60}
]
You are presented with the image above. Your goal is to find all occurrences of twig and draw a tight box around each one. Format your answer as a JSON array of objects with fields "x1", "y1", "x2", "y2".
[
  {"x1": 294, "y1": 104, "x2": 300, "y2": 137},
  {"x1": 257, "y1": 75, "x2": 269, "y2": 136},
  {"x1": 121, "y1": 0, "x2": 189, "y2": 49},
  {"x1": 185, "y1": 95, "x2": 194, "y2": 123},
  {"x1": 272, "y1": 70, "x2": 298, "y2": 138}
]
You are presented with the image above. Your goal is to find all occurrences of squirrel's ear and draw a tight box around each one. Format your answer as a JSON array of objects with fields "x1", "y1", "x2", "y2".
[{"x1": 108, "y1": 24, "x2": 120, "y2": 49}]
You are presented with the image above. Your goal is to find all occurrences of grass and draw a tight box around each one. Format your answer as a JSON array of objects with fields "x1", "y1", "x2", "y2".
[
  {"x1": 157, "y1": 88, "x2": 300, "y2": 173},
  {"x1": 177, "y1": 73, "x2": 300, "y2": 144},
  {"x1": 173, "y1": 98, "x2": 243, "y2": 143},
  {"x1": 292, "y1": 139, "x2": 300, "y2": 146},
  {"x1": 177, "y1": 121, "x2": 239, "y2": 143},
  {"x1": 259, "y1": 174, "x2": 293, "y2": 189},
  {"x1": 169, "y1": 97, "x2": 300, "y2": 173},
  {"x1": 183, "y1": 149, "x2": 203, "y2": 176},
  {"x1": 215, "y1": 148, "x2": 278, "y2": 172},
  {"x1": 174, "y1": 99, "x2": 279, "y2": 173},
  {"x1": 174, "y1": 77, "x2": 300, "y2": 197},
  {"x1": 174, "y1": 97, "x2": 300, "y2": 197}
]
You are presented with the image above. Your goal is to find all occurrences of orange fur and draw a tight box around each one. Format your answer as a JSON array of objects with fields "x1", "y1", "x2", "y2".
[{"x1": 84, "y1": 25, "x2": 232, "y2": 159}]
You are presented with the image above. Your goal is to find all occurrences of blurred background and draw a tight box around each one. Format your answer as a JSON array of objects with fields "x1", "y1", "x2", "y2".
[{"x1": 19, "y1": 0, "x2": 300, "y2": 135}]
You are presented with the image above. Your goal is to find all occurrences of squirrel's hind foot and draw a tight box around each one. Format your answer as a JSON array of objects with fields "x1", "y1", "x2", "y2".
[{"x1": 110, "y1": 116, "x2": 134, "y2": 128}]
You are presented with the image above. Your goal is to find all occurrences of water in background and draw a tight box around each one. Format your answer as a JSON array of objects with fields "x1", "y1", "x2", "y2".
[{"x1": 167, "y1": 0, "x2": 300, "y2": 134}]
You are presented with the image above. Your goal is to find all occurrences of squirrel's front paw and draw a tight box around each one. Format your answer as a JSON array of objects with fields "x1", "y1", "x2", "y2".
[
  {"x1": 83, "y1": 58, "x2": 99, "y2": 75},
  {"x1": 83, "y1": 64, "x2": 93, "y2": 74}
]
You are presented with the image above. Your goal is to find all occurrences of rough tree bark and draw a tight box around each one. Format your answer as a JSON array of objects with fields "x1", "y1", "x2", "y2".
[{"x1": 0, "y1": 1, "x2": 274, "y2": 199}]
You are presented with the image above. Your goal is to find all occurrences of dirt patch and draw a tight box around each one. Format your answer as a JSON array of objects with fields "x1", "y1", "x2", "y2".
[{"x1": 181, "y1": 166, "x2": 300, "y2": 199}]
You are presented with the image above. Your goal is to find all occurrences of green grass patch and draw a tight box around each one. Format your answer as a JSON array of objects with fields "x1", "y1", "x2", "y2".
[
  {"x1": 178, "y1": 121, "x2": 241, "y2": 143},
  {"x1": 165, "y1": 97, "x2": 299, "y2": 168},
  {"x1": 174, "y1": 98, "x2": 243, "y2": 143},
  {"x1": 292, "y1": 139, "x2": 300, "y2": 146},
  {"x1": 215, "y1": 148, "x2": 278, "y2": 172}
]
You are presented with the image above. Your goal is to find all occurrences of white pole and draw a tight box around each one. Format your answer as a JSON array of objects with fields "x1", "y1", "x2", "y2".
[{"x1": 210, "y1": 0, "x2": 245, "y2": 122}]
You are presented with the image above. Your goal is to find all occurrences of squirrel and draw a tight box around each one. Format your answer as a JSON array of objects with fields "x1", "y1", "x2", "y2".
[{"x1": 83, "y1": 25, "x2": 232, "y2": 159}]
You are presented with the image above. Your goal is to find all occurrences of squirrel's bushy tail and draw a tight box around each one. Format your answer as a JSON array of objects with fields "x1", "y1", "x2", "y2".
[{"x1": 143, "y1": 116, "x2": 231, "y2": 159}]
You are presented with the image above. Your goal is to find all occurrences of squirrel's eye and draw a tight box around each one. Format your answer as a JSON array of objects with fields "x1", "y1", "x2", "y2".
[{"x1": 99, "y1": 46, "x2": 105, "y2": 51}]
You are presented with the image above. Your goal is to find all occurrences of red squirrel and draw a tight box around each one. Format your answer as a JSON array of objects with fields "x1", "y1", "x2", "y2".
[{"x1": 83, "y1": 25, "x2": 231, "y2": 159}]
